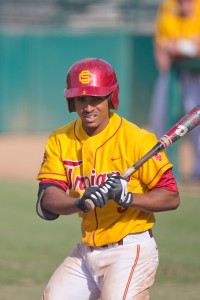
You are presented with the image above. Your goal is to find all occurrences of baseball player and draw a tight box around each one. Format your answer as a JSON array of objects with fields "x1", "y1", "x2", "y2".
[{"x1": 36, "y1": 58, "x2": 180, "y2": 300}]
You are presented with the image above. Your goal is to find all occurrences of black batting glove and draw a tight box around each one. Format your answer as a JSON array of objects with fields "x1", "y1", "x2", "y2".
[
  {"x1": 76, "y1": 185, "x2": 110, "y2": 212},
  {"x1": 104, "y1": 174, "x2": 133, "y2": 208}
]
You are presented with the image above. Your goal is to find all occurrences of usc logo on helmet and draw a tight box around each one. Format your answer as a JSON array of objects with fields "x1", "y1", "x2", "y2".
[{"x1": 79, "y1": 70, "x2": 94, "y2": 84}]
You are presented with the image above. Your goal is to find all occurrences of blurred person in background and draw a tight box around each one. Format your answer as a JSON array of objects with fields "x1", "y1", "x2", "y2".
[{"x1": 149, "y1": 0, "x2": 200, "y2": 180}]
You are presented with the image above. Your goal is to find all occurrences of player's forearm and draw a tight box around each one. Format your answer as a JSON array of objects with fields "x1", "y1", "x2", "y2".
[
  {"x1": 42, "y1": 186, "x2": 79, "y2": 215},
  {"x1": 154, "y1": 45, "x2": 172, "y2": 72},
  {"x1": 130, "y1": 188, "x2": 180, "y2": 212}
]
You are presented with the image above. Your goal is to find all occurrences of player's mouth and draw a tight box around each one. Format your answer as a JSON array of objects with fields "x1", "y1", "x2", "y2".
[{"x1": 82, "y1": 113, "x2": 98, "y2": 123}]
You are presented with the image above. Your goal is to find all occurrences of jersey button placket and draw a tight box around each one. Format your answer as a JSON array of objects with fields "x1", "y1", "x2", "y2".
[{"x1": 82, "y1": 142, "x2": 95, "y2": 186}]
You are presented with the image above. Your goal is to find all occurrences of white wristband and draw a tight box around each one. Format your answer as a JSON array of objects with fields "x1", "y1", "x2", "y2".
[{"x1": 176, "y1": 39, "x2": 198, "y2": 57}]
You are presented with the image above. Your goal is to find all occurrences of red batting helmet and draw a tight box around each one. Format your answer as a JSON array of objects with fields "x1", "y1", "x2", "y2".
[{"x1": 64, "y1": 58, "x2": 119, "y2": 112}]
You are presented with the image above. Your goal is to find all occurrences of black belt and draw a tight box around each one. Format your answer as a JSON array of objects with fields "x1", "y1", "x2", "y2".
[{"x1": 89, "y1": 229, "x2": 153, "y2": 252}]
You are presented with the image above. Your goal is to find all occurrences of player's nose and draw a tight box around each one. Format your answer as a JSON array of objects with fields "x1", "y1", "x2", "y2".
[{"x1": 82, "y1": 99, "x2": 95, "y2": 111}]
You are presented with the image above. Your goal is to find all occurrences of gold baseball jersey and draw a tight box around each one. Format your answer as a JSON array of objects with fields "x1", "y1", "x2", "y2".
[
  {"x1": 154, "y1": 0, "x2": 200, "y2": 45},
  {"x1": 37, "y1": 113, "x2": 173, "y2": 247}
]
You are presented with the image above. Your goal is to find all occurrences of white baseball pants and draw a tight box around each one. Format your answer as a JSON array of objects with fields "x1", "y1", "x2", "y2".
[{"x1": 42, "y1": 230, "x2": 159, "y2": 300}]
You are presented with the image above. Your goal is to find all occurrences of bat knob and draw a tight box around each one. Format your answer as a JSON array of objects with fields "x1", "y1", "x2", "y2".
[{"x1": 85, "y1": 199, "x2": 95, "y2": 210}]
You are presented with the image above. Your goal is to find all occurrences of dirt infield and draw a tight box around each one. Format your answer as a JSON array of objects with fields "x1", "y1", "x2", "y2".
[
  {"x1": 0, "y1": 133, "x2": 195, "y2": 183},
  {"x1": 0, "y1": 133, "x2": 49, "y2": 181}
]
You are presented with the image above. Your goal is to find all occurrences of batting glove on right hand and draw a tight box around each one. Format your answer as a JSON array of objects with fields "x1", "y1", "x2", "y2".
[
  {"x1": 104, "y1": 174, "x2": 133, "y2": 208},
  {"x1": 76, "y1": 185, "x2": 110, "y2": 212}
]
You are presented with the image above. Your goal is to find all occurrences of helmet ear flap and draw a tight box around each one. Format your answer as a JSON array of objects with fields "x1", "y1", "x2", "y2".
[
  {"x1": 67, "y1": 98, "x2": 76, "y2": 113},
  {"x1": 108, "y1": 94, "x2": 114, "y2": 109},
  {"x1": 110, "y1": 85, "x2": 119, "y2": 110}
]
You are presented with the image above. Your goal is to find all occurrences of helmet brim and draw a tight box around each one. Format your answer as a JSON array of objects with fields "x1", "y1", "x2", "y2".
[{"x1": 64, "y1": 85, "x2": 117, "y2": 99}]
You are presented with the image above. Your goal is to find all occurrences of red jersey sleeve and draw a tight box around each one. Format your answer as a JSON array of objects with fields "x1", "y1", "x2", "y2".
[
  {"x1": 152, "y1": 168, "x2": 179, "y2": 192},
  {"x1": 39, "y1": 178, "x2": 68, "y2": 192}
]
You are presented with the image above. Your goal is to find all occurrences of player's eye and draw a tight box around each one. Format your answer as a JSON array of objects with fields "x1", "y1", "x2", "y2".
[
  {"x1": 95, "y1": 97, "x2": 107, "y2": 103},
  {"x1": 74, "y1": 97, "x2": 83, "y2": 102}
]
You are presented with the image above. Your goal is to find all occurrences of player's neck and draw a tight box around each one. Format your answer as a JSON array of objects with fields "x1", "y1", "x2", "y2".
[{"x1": 82, "y1": 117, "x2": 110, "y2": 136}]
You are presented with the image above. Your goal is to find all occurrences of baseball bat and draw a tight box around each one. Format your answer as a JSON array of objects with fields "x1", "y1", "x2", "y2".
[{"x1": 85, "y1": 105, "x2": 200, "y2": 210}]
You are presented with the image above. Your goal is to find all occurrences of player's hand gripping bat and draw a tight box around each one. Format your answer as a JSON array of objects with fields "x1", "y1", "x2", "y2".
[{"x1": 85, "y1": 105, "x2": 200, "y2": 210}]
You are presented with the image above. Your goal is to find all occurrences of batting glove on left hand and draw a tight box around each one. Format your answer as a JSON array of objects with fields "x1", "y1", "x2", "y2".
[
  {"x1": 104, "y1": 174, "x2": 133, "y2": 208},
  {"x1": 76, "y1": 185, "x2": 110, "y2": 212}
]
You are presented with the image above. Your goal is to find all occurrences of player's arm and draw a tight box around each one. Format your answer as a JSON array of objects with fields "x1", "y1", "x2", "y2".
[
  {"x1": 154, "y1": 42, "x2": 172, "y2": 72},
  {"x1": 37, "y1": 179, "x2": 110, "y2": 220},
  {"x1": 36, "y1": 180, "x2": 80, "y2": 220},
  {"x1": 130, "y1": 168, "x2": 180, "y2": 212},
  {"x1": 40, "y1": 186, "x2": 79, "y2": 216},
  {"x1": 104, "y1": 169, "x2": 180, "y2": 212},
  {"x1": 130, "y1": 188, "x2": 180, "y2": 213}
]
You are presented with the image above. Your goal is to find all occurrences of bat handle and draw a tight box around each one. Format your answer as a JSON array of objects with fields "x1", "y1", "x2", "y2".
[
  {"x1": 85, "y1": 199, "x2": 95, "y2": 210},
  {"x1": 122, "y1": 166, "x2": 136, "y2": 179}
]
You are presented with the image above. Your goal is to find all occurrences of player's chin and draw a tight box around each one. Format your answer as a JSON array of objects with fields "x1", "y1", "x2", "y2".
[{"x1": 83, "y1": 121, "x2": 99, "y2": 130}]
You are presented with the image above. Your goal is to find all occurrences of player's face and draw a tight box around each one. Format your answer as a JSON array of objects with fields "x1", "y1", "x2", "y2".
[
  {"x1": 178, "y1": 0, "x2": 194, "y2": 15},
  {"x1": 74, "y1": 96, "x2": 110, "y2": 136}
]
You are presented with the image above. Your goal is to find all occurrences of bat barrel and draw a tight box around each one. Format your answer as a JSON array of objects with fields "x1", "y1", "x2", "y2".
[{"x1": 160, "y1": 105, "x2": 200, "y2": 148}]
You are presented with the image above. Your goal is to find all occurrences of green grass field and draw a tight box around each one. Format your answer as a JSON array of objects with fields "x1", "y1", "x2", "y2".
[{"x1": 0, "y1": 181, "x2": 200, "y2": 300}]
